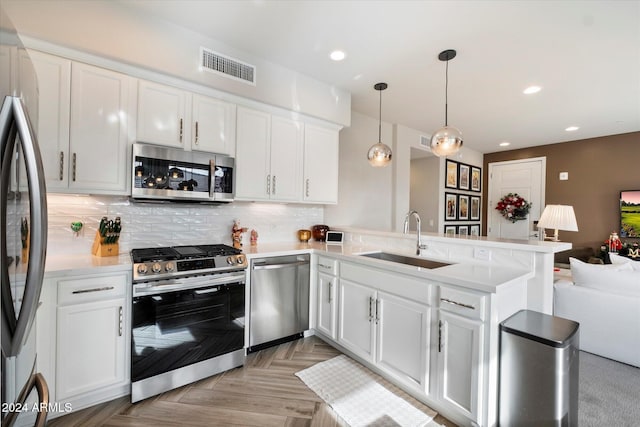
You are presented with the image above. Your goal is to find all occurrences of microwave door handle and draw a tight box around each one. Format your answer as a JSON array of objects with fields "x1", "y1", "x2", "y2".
[
  {"x1": 209, "y1": 158, "x2": 215, "y2": 200},
  {"x1": 1, "y1": 97, "x2": 48, "y2": 357}
]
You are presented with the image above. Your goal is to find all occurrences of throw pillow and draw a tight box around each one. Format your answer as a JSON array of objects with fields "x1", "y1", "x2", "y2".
[
  {"x1": 569, "y1": 257, "x2": 640, "y2": 295},
  {"x1": 609, "y1": 253, "x2": 640, "y2": 271}
]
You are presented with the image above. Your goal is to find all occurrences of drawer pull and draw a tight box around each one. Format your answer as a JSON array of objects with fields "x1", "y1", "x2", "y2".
[
  {"x1": 72, "y1": 286, "x2": 115, "y2": 294},
  {"x1": 440, "y1": 297, "x2": 475, "y2": 310},
  {"x1": 59, "y1": 152, "x2": 64, "y2": 180},
  {"x1": 318, "y1": 263, "x2": 333, "y2": 270}
]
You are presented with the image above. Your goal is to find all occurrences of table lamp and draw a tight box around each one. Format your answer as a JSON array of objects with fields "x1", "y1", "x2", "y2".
[{"x1": 537, "y1": 205, "x2": 578, "y2": 241}]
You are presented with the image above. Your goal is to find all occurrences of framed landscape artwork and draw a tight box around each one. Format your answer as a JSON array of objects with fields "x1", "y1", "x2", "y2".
[
  {"x1": 470, "y1": 196, "x2": 481, "y2": 221},
  {"x1": 444, "y1": 225, "x2": 456, "y2": 236},
  {"x1": 471, "y1": 166, "x2": 482, "y2": 192},
  {"x1": 445, "y1": 193, "x2": 458, "y2": 220},
  {"x1": 470, "y1": 224, "x2": 480, "y2": 236},
  {"x1": 458, "y1": 195, "x2": 469, "y2": 220},
  {"x1": 445, "y1": 160, "x2": 458, "y2": 189},
  {"x1": 459, "y1": 163, "x2": 470, "y2": 190}
]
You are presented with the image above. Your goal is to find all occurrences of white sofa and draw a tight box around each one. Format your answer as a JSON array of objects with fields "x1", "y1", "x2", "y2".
[{"x1": 553, "y1": 257, "x2": 640, "y2": 367}]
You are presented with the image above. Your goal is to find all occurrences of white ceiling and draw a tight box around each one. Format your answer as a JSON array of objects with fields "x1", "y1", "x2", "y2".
[{"x1": 120, "y1": 0, "x2": 640, "y2": 153}]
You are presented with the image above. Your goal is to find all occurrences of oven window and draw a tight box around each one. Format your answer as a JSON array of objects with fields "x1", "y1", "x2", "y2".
[
  {"x1": 131, "y1": 283, "x2": 245, "y2": 382},
  {"x1": 133, "y1": 155, "x2": 210, "y2": 194}
]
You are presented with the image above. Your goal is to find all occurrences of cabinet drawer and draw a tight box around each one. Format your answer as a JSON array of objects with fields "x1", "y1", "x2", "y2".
[
  {"x1": 317, "y1": 256, "x2": 338, "y2": 276},
  {"x1": 439, "y1": 286, "x2": 486, "y2": 321},
  {"x1": 58, "y1": 273, "x2": 127, "y2": 306}
]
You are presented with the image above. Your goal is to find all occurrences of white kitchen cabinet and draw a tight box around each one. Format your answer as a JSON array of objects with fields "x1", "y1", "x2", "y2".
[
  {"x1": 316, "y1": 256, "x2": 339, "y2": 340},
  {"x1": 436, "y1": 286, "x2": 486, "y2": 425},
  {"x1": 137, "y1": 80, "x2": 236, "y2": 155},
  {"x1": 337, "y1": 261, "x2": 431, "y2": 393},
  {"x1": 25, "y1": 51, "x2": 134, "y2": 194},
  {"x1": 54, "y1": 273, "x2": 130, "y2": 406},
  {"x1": 303, "y1": 124, "x2": 339, "y2": 204},
  {"x1": 235, "y1": 107, "x2": 302, "y2": 202}
]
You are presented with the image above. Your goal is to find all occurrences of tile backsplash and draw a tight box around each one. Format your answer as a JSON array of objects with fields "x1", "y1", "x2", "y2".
[{"x1": 47, "y1": 194, "x2": 324, "y2": 256}]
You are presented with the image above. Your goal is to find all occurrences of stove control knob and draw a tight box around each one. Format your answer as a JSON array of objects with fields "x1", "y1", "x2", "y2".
[
  {"x1": 165, "y1": 262, "x2": 175, "y2": 272},
  {"x1": 236, "y1": 255, "x2": 246, "y2": 265},
  {"x1": 151, "y1": 263, "x2": 162, "y2": 273},
  {"x1": 226, "y1": 256, "x2": 234, "y2": 265},
  {"x1": 137, "y1": 264, "x2": 148, "y2": 275}
]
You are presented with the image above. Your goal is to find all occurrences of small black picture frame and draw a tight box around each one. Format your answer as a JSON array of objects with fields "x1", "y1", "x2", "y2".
[
  {"x1": 458, "y1": 163, "x2": 470, "y2": 191},
  {"x1": 469, "y1": 224, "x2": 480, "y2": 236},
  {"x1": 445, "y1": 160, "x2": 458, "y2": 189},
  {"x1": 445, "y1": 192, "x2": 458, "y2": 220},
  {"x1": 471, "y1": 166, "x2": 482, "y2": 192},
  {"x1": 444, "y1": 225, "x2": 456, "y2": 236},
  {"x1": 458, "y1": 225, "x2": 469, "y2": 236},
  {"x1": 470, "y1": 196, "x2": 481, "y2": 221},
  {"x1": 458, "y1": 194, "x2": 470, "y2": 220}
]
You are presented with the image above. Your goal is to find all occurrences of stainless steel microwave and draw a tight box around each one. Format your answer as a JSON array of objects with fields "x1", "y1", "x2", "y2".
[{"x1": 131, "y1": 143, "x2": 234, "y2": 203}]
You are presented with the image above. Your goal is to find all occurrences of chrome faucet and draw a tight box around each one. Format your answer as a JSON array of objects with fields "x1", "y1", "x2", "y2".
[{"x1": 403, "y1": 210, "x2": 428, "y2": 255}]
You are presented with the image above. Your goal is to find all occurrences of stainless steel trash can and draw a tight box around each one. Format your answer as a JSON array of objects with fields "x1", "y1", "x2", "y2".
[{"x1": 499, "y1": 309, "x2": 579, "y2": 426}]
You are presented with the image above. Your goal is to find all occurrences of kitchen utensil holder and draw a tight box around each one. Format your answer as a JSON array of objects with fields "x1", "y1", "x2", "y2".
[{"x1": 91, "y1": 231, "x2": 119, "y2": 257}]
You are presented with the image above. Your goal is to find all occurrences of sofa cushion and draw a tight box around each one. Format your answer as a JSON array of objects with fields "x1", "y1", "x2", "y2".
[
  {"x1": 609, "y1": 253, "x2": 640, "y2": 271},
  {"x1": 569, "y1": 257, "x2": 640, "y2": 295}
]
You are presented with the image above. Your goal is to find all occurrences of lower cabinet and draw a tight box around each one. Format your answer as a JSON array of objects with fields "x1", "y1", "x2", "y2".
[
  {"x1": 38, "y1": 271, "x2": 131, "y2": 416},
  {"x1": 316, "y1": 271, "x2": 338, "y2": 340}
]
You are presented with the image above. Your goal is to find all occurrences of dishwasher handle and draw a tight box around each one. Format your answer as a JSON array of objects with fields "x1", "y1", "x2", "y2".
[{"x1": 252, "y1": 260, "x2": 309, "y2": 270}]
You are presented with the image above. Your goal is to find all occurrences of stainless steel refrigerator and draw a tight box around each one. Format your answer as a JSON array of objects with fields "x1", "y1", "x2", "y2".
[{"x1": 1, "y1": 6, "x2": 50, "y2": 427}]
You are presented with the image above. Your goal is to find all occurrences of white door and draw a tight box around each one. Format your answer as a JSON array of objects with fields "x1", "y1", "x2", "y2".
[
  {"x1": 137, "y1": 80, "x2": 188, "y2": 148},
  {"x1": 191, "y1": 94, "x2": 236, "y2": 155},
  {"x1": 337, "y1": 279, "x2": 375, "y2": 363},
  {"x1": 316, "y1": 272, "x2": 337, "y2": 339},
  {"x1": 235, "y1": 107, "x2": 271, "y2": 200},
  {"x1": 270, "y1": 116, "x2": 303, "y2": 201},
  {"x1": 487, "y1": 157, "x2": 545, "y2": 240},
  {"x1": 303, "y1": 124, "x2": 339, "y2": 204}
]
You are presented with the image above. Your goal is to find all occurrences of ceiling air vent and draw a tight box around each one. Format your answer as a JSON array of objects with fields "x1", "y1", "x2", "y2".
[
  {"x1": 419, "y1": 135, "x2": 430, "y2": 148},
  {"x1": 200, "y1": 47, "x2": 256, "y2": 85}
]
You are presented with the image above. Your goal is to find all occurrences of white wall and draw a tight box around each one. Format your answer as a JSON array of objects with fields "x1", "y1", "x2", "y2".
[
  {"x1": 3, "y1": 0, "x2": 350, "y2": 126},
  {"x1": 410, "y1": 156, "x2": 440, "y2": 233},
  {"x1": 324, "y1": 111, "x2": 394, "y2": 230}
]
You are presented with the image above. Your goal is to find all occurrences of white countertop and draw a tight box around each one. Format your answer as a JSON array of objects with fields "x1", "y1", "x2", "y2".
[{"x1": 37, "y1": 240, "x2": 533, "y2": 293}]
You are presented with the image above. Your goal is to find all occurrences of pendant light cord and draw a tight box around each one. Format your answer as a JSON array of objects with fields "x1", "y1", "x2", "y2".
[
  {"x1": 444, "y1": 58, "x2": 449, "y2": 126},
  {"x1": 378, "y1": 88, "x2": 382, "y2": 143}
]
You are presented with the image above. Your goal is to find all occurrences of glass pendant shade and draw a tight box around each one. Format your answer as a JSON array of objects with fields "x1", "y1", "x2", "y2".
[
  {"x1": 430, "y1": 125, "x2": 463, "y2": 157},
  {"x1": 367, "y1": 142, "x2": 393, "y2": 167}
]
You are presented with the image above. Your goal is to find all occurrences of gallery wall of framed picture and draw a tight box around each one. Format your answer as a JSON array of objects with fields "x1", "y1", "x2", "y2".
[{"x1": 444, "y1": 159, "x2": 482, "y2": 236}]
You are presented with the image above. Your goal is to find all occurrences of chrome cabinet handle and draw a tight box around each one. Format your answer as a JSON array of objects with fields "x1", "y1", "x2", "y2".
[
  {"x1": 440, "y1": 297, "x2": 475, "y2": 310},
  {"x1": 71, "y1": 286, "x2": 115, "y2": 294},
  {"x1": 179, "y1": 118, "x2": 183, "y2": 143},
  {"x1": 438, "y1": 320, "x2": 443, "y2": 352},
  {"x1": 305, "y1": 179, "x2": 310, "y2": 197},
  {"x1": 118, "y1": 306, "x2": 123, "y2": 337},
  {"x1": 328, "y1": 281, "x2": 332, "y2": 303},
  {"x1": 195, "y1": 121, "x2": 199, "y2": 144},
  {"x1": 266, "y1": 174, "x2": 271, "y2": 195},
  {"x1": 72, "y1": 152, "x2": 76, "y2": 181},
  {"x1": 59, "y1": 151, "x2": 64, "y2": 180},
  {"x1": 368, "y1": 296, "x2": 374, "y2": 322},
  {"x1": 272, "y1": 175, "x2": 276, "y2": 195},
  {"x1": 318, "y1": 263, "x2": 333, "y2": 270},
  {"x1": 375, "y1": 298, "x2": 380, "y2": 324}
]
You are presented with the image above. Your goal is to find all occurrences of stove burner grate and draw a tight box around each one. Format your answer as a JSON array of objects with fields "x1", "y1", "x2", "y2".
[{"x1": 131, "y1": 247, "x2": 179, "y2": 263}]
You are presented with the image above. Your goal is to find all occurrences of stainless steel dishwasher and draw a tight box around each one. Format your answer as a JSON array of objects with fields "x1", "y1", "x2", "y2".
[{"x1": 248, "y1": 254, "x2": 310, "y2": 352}]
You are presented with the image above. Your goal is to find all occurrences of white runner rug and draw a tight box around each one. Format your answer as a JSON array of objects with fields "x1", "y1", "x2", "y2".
[{"x1": 296, "y1": 355, "x2": 436, "y2": 427}]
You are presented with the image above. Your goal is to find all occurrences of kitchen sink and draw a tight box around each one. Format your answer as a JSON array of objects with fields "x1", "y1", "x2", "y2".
[{"x1": 359, "y1": 252, "x2": 451, "y2": 269}]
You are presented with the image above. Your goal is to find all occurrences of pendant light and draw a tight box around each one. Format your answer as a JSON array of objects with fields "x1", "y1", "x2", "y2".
[
  {"x1": 367, "y1": 82, "x2": 392, "y2": 167},
  {"x1": 430, "y1": 49, "x2": 463, "y2": 157}
]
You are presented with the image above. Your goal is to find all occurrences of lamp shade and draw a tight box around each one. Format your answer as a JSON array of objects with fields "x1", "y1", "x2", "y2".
[{"x1": 538, "y1": 205, "x2": 578, "y2": 233}]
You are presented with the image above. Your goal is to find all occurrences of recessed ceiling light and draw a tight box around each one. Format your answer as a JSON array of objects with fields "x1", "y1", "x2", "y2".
[
  {"x1": 523, "y1": 86, "x2": 542, "y2": 95},
  {"x1": 565, "y1": 126, "x2": 579, "y2": 132},
  {"x1": 499, "y1": 142, "x2": 511, "y2": 147},
  {"x1": 329, "y1": 50, "x2": 346, "y2": 61}
]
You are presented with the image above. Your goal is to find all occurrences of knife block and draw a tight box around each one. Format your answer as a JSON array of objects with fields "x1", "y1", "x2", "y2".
[{"x1": 91, "y1": 231, "x2": 119, "y2": 257}]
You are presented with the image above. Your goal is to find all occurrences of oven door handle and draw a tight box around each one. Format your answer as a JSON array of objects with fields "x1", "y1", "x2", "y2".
[{"x1": 133, "y1": 272, "x2": 245, "y2": 297}]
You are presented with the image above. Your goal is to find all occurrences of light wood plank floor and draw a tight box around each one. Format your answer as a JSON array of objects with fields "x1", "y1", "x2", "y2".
[{"x1": 48, "y1": 336, "x2": 456, "y2": 426}]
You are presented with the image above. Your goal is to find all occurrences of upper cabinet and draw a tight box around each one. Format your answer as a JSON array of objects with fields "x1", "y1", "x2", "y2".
[
  {"x1": 235, "y1": 107, "x2": 302, "y2": 202},
  {"x1": 25, "y1": 50, "x2": 134, "y2": 194},
  {"x1": 303, "y1": 124, "x2": 339, "y2": 204},
  {"x1": 137, "y1": 80, "x2": 236, "y2": 156}
]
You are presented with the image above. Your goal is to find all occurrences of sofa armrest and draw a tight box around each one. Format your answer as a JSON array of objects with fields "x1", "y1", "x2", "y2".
[{"x1": 554, "y1": 282, "x2": 640, "y2": 367}]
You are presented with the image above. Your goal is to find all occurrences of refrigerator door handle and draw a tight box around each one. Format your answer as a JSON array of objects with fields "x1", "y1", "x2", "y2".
[
  {"x1": 2, "y1": 363, "x2": 50, "y2": 427},
  {"x1": 0, "y1": 96, "x2": 48, "y2": 357}
]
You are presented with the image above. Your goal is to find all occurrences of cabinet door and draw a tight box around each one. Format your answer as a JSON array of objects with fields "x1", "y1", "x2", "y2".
[
  {"x1": 56, "y1": 298, "x2": 126, "y2": 400},
  {"x1": 338, "y1": 279, "x2": 375, "y2": 363},
  {"x1": 437, "y1": 310, "x2": 484, "y2": 423},
  {"x1": 69, "y1": 62, "x2": 133, "y2": 193},
  {"x1": 377, "y1": 291, "x2": 430, "y2": 394},
  {"x1": 22, "y1": 50, "x2": 71, "y2": 190},
  {"x1": 137, "y1": 80, "x2": 188, "y2": 148},
  {"x1": 191, "y1": 94, "x2": 236, "y2": 155},
  {"x1": 316, "y1": 272, "x2": 337, "y2": 339},
  {"x1": 235, "y1": 107, "x2": 271, "y2": 200},
  {"x1": 303, "y1": 124, "x2": 339, "y2": 204},
  {"x1": 269, "y1": 116, "x2": 302, "y2": 201}
]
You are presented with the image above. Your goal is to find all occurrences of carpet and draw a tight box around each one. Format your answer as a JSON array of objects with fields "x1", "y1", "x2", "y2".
[
  {"x1": 579, "y1": 351, "x2": 640, "y2": 427},
  {"x1": 295, "y1": 355, "x2": 438, "y2": 427}
]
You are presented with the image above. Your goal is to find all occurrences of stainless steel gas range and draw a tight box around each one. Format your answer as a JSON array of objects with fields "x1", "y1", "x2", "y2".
[{"x1": 130, "y1": 244, "x2": 247, "y2": 402}]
